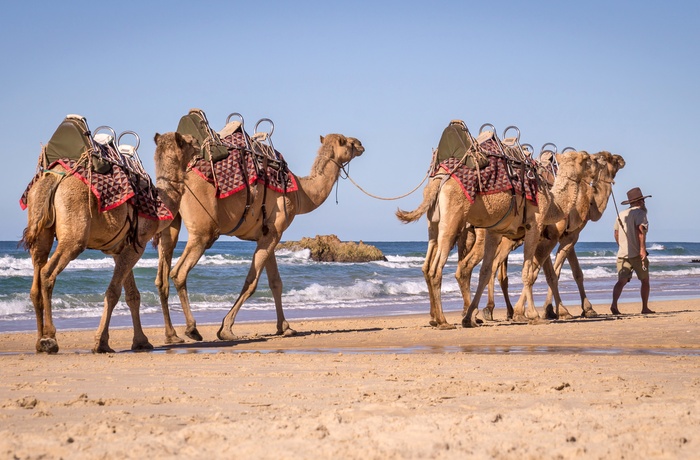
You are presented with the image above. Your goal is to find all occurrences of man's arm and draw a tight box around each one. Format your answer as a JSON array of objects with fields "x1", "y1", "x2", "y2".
[
  {"x1": 638, "y1": 224, "x2": 647, "y2": 259},
  {"x1": 614, "y1": 229, "x2": 619, "y2": 244}
]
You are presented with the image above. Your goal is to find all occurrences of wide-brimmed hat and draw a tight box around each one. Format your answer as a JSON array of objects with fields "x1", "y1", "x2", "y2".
[{"x1": 621, "y1": 187, "x2": 652, "y2": 205}]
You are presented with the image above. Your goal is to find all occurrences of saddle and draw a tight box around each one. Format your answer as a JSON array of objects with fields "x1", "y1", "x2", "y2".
[
  {"x1": 21, "y1": 115, "x2": 171, "y2": 221},
  {"x1": 182, "y1": 109, "x2": 297, "y2": 198}
]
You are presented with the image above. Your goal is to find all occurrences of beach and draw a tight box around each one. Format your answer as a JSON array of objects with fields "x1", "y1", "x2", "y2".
[{"x1": 1, "y1": 298, "x2": 698, "y2": 459}]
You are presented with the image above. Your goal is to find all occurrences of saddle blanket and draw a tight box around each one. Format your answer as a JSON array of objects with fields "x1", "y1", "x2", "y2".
[
  {"x1": 20, "y1": 160, "x2": 173, "y2": 221},
  {"x1": 191, "y1": 130, "x2": 298, "y2": 199},
  {"x1": 434, "y1": 139, "x2": 539, "y2": 204}
]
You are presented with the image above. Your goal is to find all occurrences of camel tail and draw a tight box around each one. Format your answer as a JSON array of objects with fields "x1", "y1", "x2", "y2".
[
  {"x1": 20, "y1": 174, "x2": 59, "y2": 250},
  {"x1": 395, "y1": 178, "x2": 441, "y2": 224}
]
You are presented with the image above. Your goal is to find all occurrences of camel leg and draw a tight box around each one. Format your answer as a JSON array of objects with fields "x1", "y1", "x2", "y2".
[
  {"x1": 497, "y1": 257, "x2": 515, "y2": 320},
  {"x1": 456, "y1": 227, "x2": 481, "y2": 320},
  {"x1": 93, "y1": 250, "x2": 143, "y2": 353},
  {"x1": 170, "y1": 232, "x2": 217, "y2": 342},
  {"x1": 28, "y1": 230, "x2": 55, "y2": 353},
  {"x1": 462, "y1": 230, "x2": 500, "y2": 328},
  {"x1": 422, "y1": 225, "x2": 441, "y2": 327},
  {"x1": 542, "y1": 255, "x2": 573, "y2": 320},
  {"x1": 36, "y1": 239, "x2": 87, "y2": 353},
  {"x1": 155, "y1": 216, "x2": 188, "y2": 343},
  {"x1": 512, "y1": 229, "x2": 545, "y2": 323},
  {"x1": 424, "y1": 220, "x2": 460, "y2": 330},
  {"x1": 485, "y1": 237, "x2": 515, "y2": 321},
  {"x1": 218, "y1": 234, "x2": 281, "y2": 341},
  {"x1": 123, "y1": 269, "x2": 153, "y2": 351},
  {"x1": 543, "y1": 244, "x2": 569, "y2": 318},
  {"x1": 568, "y1": 250, "x2": 598, "y2": 317},
  {"x1": 265, "y1": 255, "x2": 296, "y2": 336}
]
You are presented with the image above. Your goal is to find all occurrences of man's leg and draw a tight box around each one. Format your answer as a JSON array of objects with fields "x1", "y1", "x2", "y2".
[
  {"x1": 611, "y1": 278, "x2": 628, "y2": 315},
  {"x1": 640, "y1": 278, "x2": 653, "y2": 314}
]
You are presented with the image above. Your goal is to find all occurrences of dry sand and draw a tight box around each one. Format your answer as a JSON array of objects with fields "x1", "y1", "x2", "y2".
[{"x1": 1, "y1": 299, "x2": 699, "y2": 459}]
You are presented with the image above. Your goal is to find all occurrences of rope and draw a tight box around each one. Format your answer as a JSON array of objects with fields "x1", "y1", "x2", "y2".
[{"x1": 342, "y1": 167, "x2": 430, "y2": 201}]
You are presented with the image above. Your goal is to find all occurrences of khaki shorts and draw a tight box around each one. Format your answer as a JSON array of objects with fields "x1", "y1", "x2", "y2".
[{"x1": 617, "y1": 256, "x2": 649, "y2": 281}]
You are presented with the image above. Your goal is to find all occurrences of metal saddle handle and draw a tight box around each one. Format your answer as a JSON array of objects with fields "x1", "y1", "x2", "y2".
[
  {"x1": 117, "y1": 131, "x2": 141, "y2": 155},
  {"x1": 561, "y1": 146, "x2": 577, "y2": 153},
  {"x1": 502, "y1": 125, "x2": 521, "y2": 143},
  {"x1": 226, "y1": 112, "x2": 245, "y2": 127},
  {"x1": 93, "y1": 126, "x2": 117, "y2": 145},
  {"x1": 254, "y1": 118, "x2": 275, "y2": 139},
  {"x1": 540, "y1": 142, "x2": 558, "y2": 156},
  {"x1": 479, "y1": 123, "x2": 497, "y2": 136},
  {"x1": 522, "y1": 143, "x2": 534, "y2": 157}
]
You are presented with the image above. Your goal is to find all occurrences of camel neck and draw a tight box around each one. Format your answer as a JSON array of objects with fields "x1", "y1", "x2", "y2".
[{"x1": 295, "y1": 153, "x2": 342, "y2": 214}]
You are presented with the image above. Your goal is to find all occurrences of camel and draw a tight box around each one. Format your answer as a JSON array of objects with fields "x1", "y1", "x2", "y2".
[
  {"x1": 155, "y1": 133, "x2": 365, "y2": 343},
  {"x1": 21, "y1": 132, "x2": 196, "y2": 353},
  {"x1": 396, "y1": 149, "x2": 590, "y2": 329},
  {"x1": 460, "y1": 151, "x2": 625, "y2": 323},
  {"x1": 539, "y1": 151, "x2": 626, "y2": 319}
]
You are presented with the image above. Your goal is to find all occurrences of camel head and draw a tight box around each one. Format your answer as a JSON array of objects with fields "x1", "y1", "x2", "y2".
[
  {"x1": 594, "y1": 151, "x2": 625, "y2": 183},
  {"x1": 555, "y1": 150, "x2": 591, "y2": 182},
  {"x1": 153, "y1": 132, "x2": 197, "y2": 180},
  {"x1": 319, "y1": 134, "x2": 365, "y2": 168}
]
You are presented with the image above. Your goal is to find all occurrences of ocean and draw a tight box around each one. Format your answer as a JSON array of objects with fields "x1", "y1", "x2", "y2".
[{"x1": 1, "y1": 240, "x2": 699, "y2": 334}]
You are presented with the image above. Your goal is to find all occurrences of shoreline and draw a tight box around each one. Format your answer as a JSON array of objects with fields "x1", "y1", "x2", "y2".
[
  {"x1": 1, "y1": 298, "x2": 698, "y2": 459},
  {"x1": 2, "y1": 299, "x2": 699, "y2": 354}
]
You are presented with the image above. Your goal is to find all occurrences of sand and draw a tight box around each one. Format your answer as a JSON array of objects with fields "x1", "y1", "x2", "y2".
[{"x1": 1, "y1": 299, "x2": 698, "y2": 459}]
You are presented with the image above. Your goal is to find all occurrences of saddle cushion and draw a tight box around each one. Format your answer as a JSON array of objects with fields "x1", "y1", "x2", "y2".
[
  {"x1": 190, "y1": 130, "x2": 298, "y2": 199},
  {"x1": 20, "y1": 160, "x2": 173, "y2": 221},
  {"x1": 433, "y1": 139, "x2": 539, "y2": 204}
]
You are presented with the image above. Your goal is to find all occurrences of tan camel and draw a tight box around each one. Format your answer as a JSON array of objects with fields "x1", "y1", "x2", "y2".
[
  {"x1": 539, "y1": 151, "x2": 626, "y2": 319},
  {"x1": 460, "y1": 151, "x2": 604, "y2": 322},
  {"x1": 396, "y1": 150, "x2": 590, "y2": 329},
  {"x1": 155, "y1": 134, "x2": 365, "y2": 343},
  {"x1": 21, "y1": 132, "x2": 196, "y2": 353}
]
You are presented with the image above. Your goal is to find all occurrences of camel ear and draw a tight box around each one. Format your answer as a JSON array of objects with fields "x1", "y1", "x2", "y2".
[
  {"x1": 337, "y1": 135, "x2": 346, "y2": 146},
  {"x1": 154, "y1": 133, "x2": 161, "y2": 144},
  {"x1": 320, "y1": 135, "x2": 325, "y2": 144},
  {"x1": 175, "y1": 132, "x2": 186, "y2": 149}
]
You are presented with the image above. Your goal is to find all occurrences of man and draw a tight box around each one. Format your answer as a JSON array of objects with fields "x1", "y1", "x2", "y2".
[{"x1": 611, "y1": 187, "x2": 653, "y2": 315}]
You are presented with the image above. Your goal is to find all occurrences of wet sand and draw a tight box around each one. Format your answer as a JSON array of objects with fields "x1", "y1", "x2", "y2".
[{"x1": 1, "y1": 299, "x2": 699, "y2": 459}]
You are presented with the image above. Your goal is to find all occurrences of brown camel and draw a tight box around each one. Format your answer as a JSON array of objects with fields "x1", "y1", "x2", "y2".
[
  {"x1": 470, "y1": 151, "x2": 625, "y2": 322},
  {"x1": 460, "y1": 151, "x2": 605, "y2": 322},
  {"x1": 396, "y1": 149, "x2": 590, "y2": 329},
  {"x1": 539, "y1": 151, "x2": 626, "y2": 319},
  {"x1": 155, "y1": 134, "x2": 365, "y2": 343},
  {"x1": 21, "y1": 132, "x2": 196, "y2": 353}
]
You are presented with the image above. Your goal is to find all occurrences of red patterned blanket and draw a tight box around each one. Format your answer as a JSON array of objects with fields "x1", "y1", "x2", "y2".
[
  {"x1": 433, "y1": 139, "x2": 539, "y2": 204},
  {"x1": 20, "y1": 160, "x2": 173, "y2": 221},
  {"x1": 190, "y1": 131, "x2": 298, "y2": 199}
]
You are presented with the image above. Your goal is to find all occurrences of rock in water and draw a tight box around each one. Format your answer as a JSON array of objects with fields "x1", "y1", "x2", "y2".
[{"x1": 277, "y1": 234, "x2": 386, "y2": 262}]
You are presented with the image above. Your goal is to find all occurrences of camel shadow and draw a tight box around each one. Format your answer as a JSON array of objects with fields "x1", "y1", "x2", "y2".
[{"x1": 148, "y1": 326, "x2": 384, "y2": 353}]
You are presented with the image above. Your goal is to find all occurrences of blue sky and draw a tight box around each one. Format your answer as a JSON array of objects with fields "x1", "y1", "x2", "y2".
[{"x1": 1, "y1": 1, "x2": 698, "y2": 242}]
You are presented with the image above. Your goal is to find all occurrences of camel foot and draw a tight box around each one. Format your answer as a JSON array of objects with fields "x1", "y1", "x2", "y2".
[
  {"x1": 165, "y1": 334, "x2": 185, "y2": 345},
  {"x1": 544, "y1": 304, "x2": 557, "y2": 320},
  {"x1": 528, "y1": 317, "x2": 550, "y2": 326},
  {"x1": 92, "y1": 343, "x2": 115, "y2": 354},
  {"x1": 186, "y1": 327, "x2": 203, "y2": 342},
  {"x1": 482, "y1": 309, "x2": 494, "y2": 322},
  {"x1": 436, "y1": 322, "x2": 456, "y2": 330},
  {"x1": 37, "y1": 338, "x2": 59, "y2": 354},
  {"x1": 559, "y1": 312, "x2": 574, "y2": 320},
  {"x1": 280, "y1": 328, "x2": 298, "y2": 337},
  {"x1": 582, "y1": 309, "x2": 598, "y2": 318},
  {"x1": 610, "y1": 307, "x2": 621, "y2": 316},
  {"x1": 429, "y1": 320, "x2": 438, "y2": 327},
  {"x1": 461, "y1": 317, "x2": 480, "y2": 328},
  {"x1": 217, "y1": 326, "x2": 237, "y2": 342},
  {"x1": 132, "y1": 341, "x2": 154, "y2": 352},
  {"x1": 511, "y1": 314, "x2": 528, "y2": 323}
]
